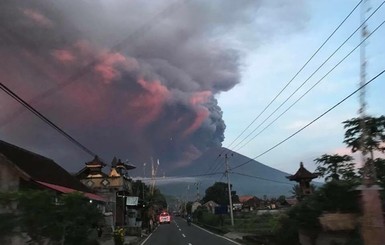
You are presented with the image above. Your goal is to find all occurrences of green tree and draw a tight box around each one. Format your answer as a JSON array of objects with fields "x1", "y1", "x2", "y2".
[
  {"x1": 202, "y1": 182, "x2": 239, "y2": 205},
  {"x1": 186, "y1": 201, "x2": 193, "y2": 214},
  {"x1": 314, "y1": 154, "x2": 356, "y2": 181},
  {"x1": 343, "y1": 116, "x2": 385, "y2": 183},
  {"x1": 343, "y1": 116, "x2": 385, "y2": 158},
  {"x1": 58, "y1": 192, "x2": 104, "y2": 245},
  {"x1": 0, "y1": 190, "x2": 103, "y2": 244}
]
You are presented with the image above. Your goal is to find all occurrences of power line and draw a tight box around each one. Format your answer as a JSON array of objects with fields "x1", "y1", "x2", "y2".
[
  {"x1": 230, "y1": 172, "x2": 294, "y2": 186},
  {"x1": 231, "y1": 67, "x2": 385, "y2": 170},
  {"x1": 225, "y1": 0, "x2": 364, "y2": 151},
  {"x1": 0, "y1": 0, "x2": 190, "y2": 129},
  {"x1": 139, "y1": 172, "x2": 223, "y2": 182},
  {"x1": 234, "y1": 10, "x2": 385, "y2": 152},
  {"x1": 0, "y1": 82, "x2": 98, "y2": 158},
  {"x1": 206, "y1": 0, "x2": 366, "y2": 176}
]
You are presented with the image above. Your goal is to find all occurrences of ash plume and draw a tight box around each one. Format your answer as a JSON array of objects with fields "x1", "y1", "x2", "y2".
[{"x1": 0, "y1": 0, "x2": 306, "y2": 172}]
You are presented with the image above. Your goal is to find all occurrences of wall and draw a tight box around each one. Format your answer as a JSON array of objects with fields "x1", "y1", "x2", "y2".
[{"x1": 0, "y1": 154, "x2": 21, "y2": 193}]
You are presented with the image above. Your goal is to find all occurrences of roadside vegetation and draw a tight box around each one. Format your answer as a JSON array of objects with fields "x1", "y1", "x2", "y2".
[
  {"x1": 193, "y1": 115, "x2": 385, "y2": 245},
  {"x1": 0, "y1": 191, "x2": 104, "y2": 245}
]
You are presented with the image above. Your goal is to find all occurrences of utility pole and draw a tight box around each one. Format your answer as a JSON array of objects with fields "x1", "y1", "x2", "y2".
[
  {"x1": 143, "y1": 163, "x2": 146, "y2": 201},
  {"x1": 195, "y1": 182, "x2": 200, "y2": 201},
  {"x1": 357, "y1": 1, "x2": 385, "y2": 244},
  {"x1": 223, "y1": 153, "x2": 234, "y2": 226}
]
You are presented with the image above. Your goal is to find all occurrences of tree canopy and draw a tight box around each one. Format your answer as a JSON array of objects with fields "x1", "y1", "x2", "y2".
[
  {"x1": 0, "y1": 190, "x2": 103, "y2": 245},
  {"x1": 201, "y1": 182, "x2": 239, "y2": 205},
  {"x1": 343, "y1": 116, "x2": 385, "y2": 156},
  {"x1": 314, "y1": 154, "x2": 356, "y2": 181}
]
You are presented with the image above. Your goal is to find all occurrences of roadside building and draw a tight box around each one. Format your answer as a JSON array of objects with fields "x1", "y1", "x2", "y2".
[
  {"x1": 76, "y1": 157, "x2": 136, "y2": 229},
  {"x1": 203, "y1": 200, "x2": 219, "y2": 214},
  {"x1": 191, "y1": 201, "x2": 201, "y2": 213},
  {"x1": 239, "y1": 195, "x2": 262, "y2": 211},
  {"x1": 0, "y1": 140, "x2": 105, "y2": 213}
]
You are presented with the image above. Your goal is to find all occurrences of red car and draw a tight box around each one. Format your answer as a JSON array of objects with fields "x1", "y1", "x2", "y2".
[{"x1": 159, "y1": 212, "x2": 171, "y2": 224}]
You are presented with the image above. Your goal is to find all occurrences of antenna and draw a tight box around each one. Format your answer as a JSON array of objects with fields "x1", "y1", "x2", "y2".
[{"x1": 358, "y1": 1, "x2": 385, "y2": 243}]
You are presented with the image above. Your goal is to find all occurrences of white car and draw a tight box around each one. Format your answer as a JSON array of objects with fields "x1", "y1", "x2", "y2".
[{"x1": 159, "y1": 212, "x2": 171, "y2": 224}]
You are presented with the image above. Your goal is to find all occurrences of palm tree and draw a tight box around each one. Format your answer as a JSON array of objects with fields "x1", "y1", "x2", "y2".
[
  {"x1": 343, "y1": 116, "x2": 385, "y2": 182},
  {"x1": 343, "y1": 116, "x2": 385, "y2": 159},
  {"x1": 314, "y1": 154, "x2": 356, "y2": 181}
]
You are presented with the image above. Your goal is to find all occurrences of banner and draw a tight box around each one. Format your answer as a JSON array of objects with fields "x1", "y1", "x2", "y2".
[{"x1": 126, "y1": 196, "x2": 139, "y2": 206}]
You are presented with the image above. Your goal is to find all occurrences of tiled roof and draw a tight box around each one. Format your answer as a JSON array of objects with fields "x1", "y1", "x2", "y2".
[
  {"x1": 0, "y1": 140, "x2": 90, "y2": 193},
  {"x1": 239, "y1": 195, "x2": 254, "y2": 203},
  {"x1": 286, "y1": 162, "x2": 319, "y2": 181},
  {"x1": 85, "y1": 155, "x2": 106, "y2": 167}
]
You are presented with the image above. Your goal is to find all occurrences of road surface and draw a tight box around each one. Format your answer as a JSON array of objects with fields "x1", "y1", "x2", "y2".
[{"x1": 141, "y1": 217, "x2": 240, "y2": 245}]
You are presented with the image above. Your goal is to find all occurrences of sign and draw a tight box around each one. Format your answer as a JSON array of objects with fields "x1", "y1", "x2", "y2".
[
  {"x1": 126, "y1": 196, "x2": 139, "y2": 206},
  {"x1": 214, "y1": 205, "x2": 228, "y2": 215}
]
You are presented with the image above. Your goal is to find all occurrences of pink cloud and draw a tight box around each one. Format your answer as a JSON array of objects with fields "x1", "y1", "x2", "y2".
[
  {"x1": 331, "y1": 146, "x2": 385, "y2": 169},
  {"x1": 95, "y1": 52, "x2": 139, "y2": 84},
  {"x1": 125, "y1": 78, "x2": 170, "y2": 129},
  {"x1": 51, "y1": 49, "x2": 75, "y2": 63},
  {"x1": 183, "y1": 107, "x2": 209, "y2": 137},
  {"x1": 182, "y1": 91, "x2": 212, "y2": 136},
  {"x1": 22, "y1": 9, "x2": 53, "y2": 28}
]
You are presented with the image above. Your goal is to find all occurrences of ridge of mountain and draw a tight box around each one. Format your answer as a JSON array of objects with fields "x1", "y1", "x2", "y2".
[{"x1": 158, "y1": 147, "x2": 299, "y2": 199}]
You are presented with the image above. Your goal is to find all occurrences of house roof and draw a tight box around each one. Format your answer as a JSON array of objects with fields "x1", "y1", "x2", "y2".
[
  {"x1": 286, "y1": 162, "x2": 319, "y2": 181},
  {"x1": 0, "y1": 140, "x2": 91, "y2": 193},
  {"x1": 239, "y1": 195, "x2": 254, "y2": 203},
  {"x1": 36, "y1": 180, "x2": 105, "y2": 202},
  {"x1": 85, "y1": 155, "x2": 106, "y2": 167},
  {"x1": 203, "y1": 200, "x2": 219, "y2": 207}
]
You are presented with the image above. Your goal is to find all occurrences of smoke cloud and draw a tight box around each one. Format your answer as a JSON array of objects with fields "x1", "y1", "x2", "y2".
[{"x1": 0, "y1": 0, "x2": 306, "y2": 173}]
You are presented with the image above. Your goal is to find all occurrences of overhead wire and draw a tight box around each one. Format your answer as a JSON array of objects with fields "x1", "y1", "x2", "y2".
[
  {"x1": 231, "y1": 67, "x2": 385, "y2": 171},
  {"x1": 0, "y1": 0, "x2": 190, "y2": 129},
  {"x1": 225, "y1": 0, "x2": 364, "y2": 151},
  {"x1": 233, "y1": 1, "x2": 385, "y2": 152},
  {"x1": 0, "y1": 83, "x2": 98, "y2": 158},
  {"x1": 205, "y1": 0, "x2": 365, "y2": 175},
  {"x1": 234, "y1": 16, "x2": 385, "y2": 152},
  {"x1": 230, "y1": 172, "x2": 294, "y2": 186}
]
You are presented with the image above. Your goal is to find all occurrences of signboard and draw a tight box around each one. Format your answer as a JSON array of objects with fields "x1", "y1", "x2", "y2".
[
  {"x1": 126, "y1": 196, "x2": 139, "y2": 206},
  {"x1": 214, "y1": 205, "x2": 228, "y2": 215}
]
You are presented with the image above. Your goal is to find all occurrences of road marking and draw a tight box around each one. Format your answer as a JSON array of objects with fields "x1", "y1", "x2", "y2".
[
  {"x1": 179, "y1": 228, "x2": 182, "y2": 231},
  {"x1": 140, "y1": 225, "x2": 159, "y2": 245},
  {"x1": 182, "y1": 234, "x2": 186, "y2": 238},
  {"x1": 192, "y1": 224, "x2": 242, "y2": 245},
  {"x1": 140, "y1": 231, "x2": 153, "y2": 245},
  {"x1": 188, "y1": 243, "x2": 192, "y2": 245}
]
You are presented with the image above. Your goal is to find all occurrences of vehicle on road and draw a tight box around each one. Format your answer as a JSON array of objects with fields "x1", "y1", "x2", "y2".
[
  {"x1": 187, "y1": 215, "x2": 192, "y2": 226},
  {"x1": 159, "y1": 211, "x2": 171, "y2": 224}
]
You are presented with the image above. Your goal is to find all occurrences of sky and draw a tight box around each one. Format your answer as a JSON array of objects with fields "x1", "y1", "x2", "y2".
[
  {"x1": 1, "y1": 0, "x2": 384, "y2": 179},
  {"x1": 219, "y1": 0, "x2": 385, "y2": 175}
]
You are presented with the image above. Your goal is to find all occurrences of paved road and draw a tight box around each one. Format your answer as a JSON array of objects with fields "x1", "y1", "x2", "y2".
[{"x1": 141, "y1": 217, "x2": 240, "y2": 245}]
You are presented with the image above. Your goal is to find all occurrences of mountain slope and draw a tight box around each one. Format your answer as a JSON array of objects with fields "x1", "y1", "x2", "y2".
[{"x1": 159, "y1": 147, "x2": 298, "y2": 199}]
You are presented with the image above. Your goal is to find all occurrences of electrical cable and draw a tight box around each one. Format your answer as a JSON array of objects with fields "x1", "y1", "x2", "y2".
[
  {"x1": 234, "y1": 18, "x2": 385, "y2": 152},
  {"x1": 205, "y1": 0, "x2": 366, "y2": 175},
  {"x1": 230, "y1": 171, "x2": 294, "y2": 186},
  {"x1": 0, "y1": 82, "x2": 98, "y2": 158},
  {"x1": 225, "y1": 0, "x2": 364, "y2": 151},
  {"x1": 233, "y1": 1, "x2": 385, "y2": 151},
  {"x1": 231, "y1": 67, "x2": 385, "y2": 170},
  {"x1": 0, "y1": 0, "x2": 190, "y2": 129}
]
